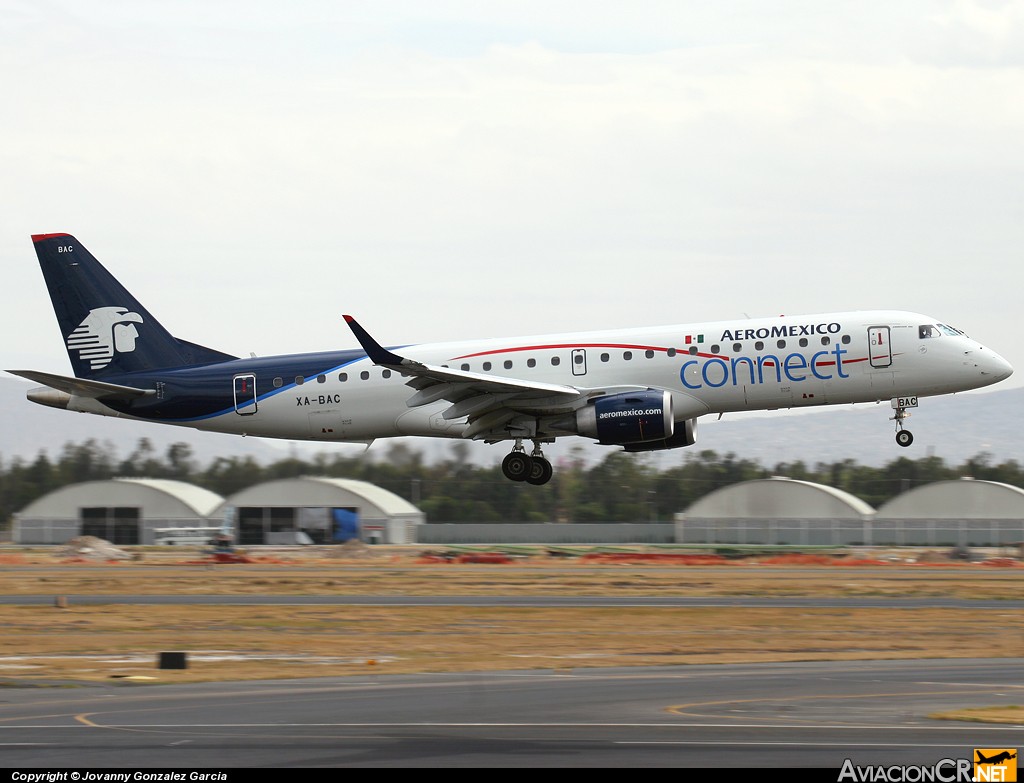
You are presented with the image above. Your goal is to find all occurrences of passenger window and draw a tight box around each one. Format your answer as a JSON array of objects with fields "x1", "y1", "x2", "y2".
[
  {"x1": 645, "y1": 350, "x2": 654, "y2": 359},
  {"x1": 600, "y1": 353, "x2": 609, "y2": 362},
  {"x1": 317, "y1": 374, "x2": 326, "y2": 383},
  {"x1": 551, "y1": 357, "x2": 560, "y2": 366},
  {"x1": 688, "y1": 346, "x2": 698, "y2": 355},
  {"x1": 360, "y1": 371, "x2": 369, "y2": 380},
  {"x1": 776, "y1": 340, "x2": 786, "y2": 349},
  {"x1": 527, "y1": 358, "x2": 536, "y2": 368},
  {"x1": 755, "y1": 341, "x2": 764, "y2": 351},
  {"x1": 483, "y1": 361, "x2": 492, "y2": 371},
  {"x1": 710, "y1": 345, "x2": 720, "y2": 354},
  {"x1": 667, "y1": 348, "x2": 676, "y2": 357},
  {"x1": 821, "y1": 336, "x2": 830, "y2": 346},
  {"x1": 841, "y1": 335, "x2": 851, "y2": 344},
  {"x1": 461, "y1": 363, "x2": 469, "y2": 371},
  {"x1": 295, "y1": 376, "x2": 304, "y2": 385},
  {"x1": 504, "y1": 360, "x2": 513, "y2": 369},
  {"x1": 623, "y1": 351, "x2": 632, "y2": 360},
  {"x1": 732, "y1": 343, "x2": 741, "y2": 353},
  {"x1": 382, "y1": 369, "x2": 391, "y2": 378},
  {"x1": 338, "y1": 373, "x2": 348, "y2": 382},
  {"x1": 799, "y1": 338, "x2": 808, "y2": 348},
  {"x1": 273, "y1": 377, "x2": 283, "y2": 388},
  {"x1": 574, "y1": 354, "x2": 584, "y2": 364}
]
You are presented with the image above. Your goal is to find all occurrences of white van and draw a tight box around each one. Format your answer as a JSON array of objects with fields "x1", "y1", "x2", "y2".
[{"x1": 154, "y1": 527, "x2": 222, "y2": 546}]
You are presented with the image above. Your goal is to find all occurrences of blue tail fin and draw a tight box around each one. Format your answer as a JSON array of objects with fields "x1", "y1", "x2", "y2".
[{"x1": 32, "y1": 233, "x2": 237, "y2": 378}]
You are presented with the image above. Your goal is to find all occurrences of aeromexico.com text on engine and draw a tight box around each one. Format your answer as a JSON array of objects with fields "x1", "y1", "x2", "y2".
[{"x1": 598, "y1": 409, "x2": 664, "y2": 419}]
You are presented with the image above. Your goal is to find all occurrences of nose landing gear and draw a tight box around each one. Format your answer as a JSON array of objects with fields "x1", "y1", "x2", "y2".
[
  {"x1": 501, "y1": 439, "x2": 554, "y2": 485},
  {"x1": 891, "y1": 396, "x2": 918, "y2": 448}
]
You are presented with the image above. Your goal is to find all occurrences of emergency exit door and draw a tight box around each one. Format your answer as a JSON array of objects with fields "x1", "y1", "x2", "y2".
[
  {"x1": 571, "y1": 348, "x2": 587, "y2": 376},
  {"x1": 868, "y1": 326, "x2": 892, "y2": 368},
  {"x1": 233, "y1": 374, "x2": 258, "y2": 415}
]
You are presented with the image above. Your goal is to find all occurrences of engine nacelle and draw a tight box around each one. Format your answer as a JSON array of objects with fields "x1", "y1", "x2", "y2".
[
  {"x1": 622, "y1": 417, "x2": 698, "y2": 452},
  {"x1": 575, "y1": 390, "x2": 674, "y2": 445}
]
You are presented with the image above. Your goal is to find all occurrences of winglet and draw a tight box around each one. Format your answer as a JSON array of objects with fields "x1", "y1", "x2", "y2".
[{"x1": 343, "y1": 315, "x2": 406, "y2": 366}]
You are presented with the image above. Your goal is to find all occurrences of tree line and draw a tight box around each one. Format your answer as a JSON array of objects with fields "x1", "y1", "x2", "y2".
[{"x1": 1, "y1": 437, "x2": 1021, "y2": 527}]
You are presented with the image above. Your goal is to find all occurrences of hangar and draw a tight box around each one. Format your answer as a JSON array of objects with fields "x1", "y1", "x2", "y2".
[
  {"x1": 214, "y1": 476, "x2": 424, "y2": 545},
  {"x1": 13, "y1": 478, "x2": 225, "y2": 545},
  {"x1": 674, "y1": 477, "x2": 876, "y2": 546},
  {"x1": 873, "y1": 478, "x2": 1024, "y2": 547}
]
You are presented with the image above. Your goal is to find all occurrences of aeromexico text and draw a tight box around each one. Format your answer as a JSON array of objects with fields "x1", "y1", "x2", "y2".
[{"x1": 719, "y1": 321, "x2": 842, "y2": 341}]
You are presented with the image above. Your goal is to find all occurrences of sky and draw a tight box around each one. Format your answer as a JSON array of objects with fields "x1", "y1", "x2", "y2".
[{"x1": 3, "y1": 2, "x2": 1023, "y2": 394}]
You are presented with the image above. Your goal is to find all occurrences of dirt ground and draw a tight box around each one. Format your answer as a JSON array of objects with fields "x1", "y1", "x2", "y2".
[{"x1": 0, "y1": 543, "x2": 1021, "y2": 723}]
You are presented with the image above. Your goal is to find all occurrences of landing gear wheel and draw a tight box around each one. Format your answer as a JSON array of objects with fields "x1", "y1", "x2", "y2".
[
  {"x1": 502, "y1": 452, "x2": 533, "y2": 482},
  {"x1": 526, "y1": 456, "x2": 553, "y2": 486},
  {"x1": 895, "y1": 430, "x2": 914, "y2": 447}
]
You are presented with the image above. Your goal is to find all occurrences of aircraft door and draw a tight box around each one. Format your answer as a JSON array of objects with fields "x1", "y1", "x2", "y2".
[
  {"x1": 233, "y1": 374, "x2": 258, "y2": 415},
  {"x1": 868, "y1": 326, "x2": 892, "y2": 368},
  {"x1": 571, "y1": 348, "x2": 587, "y2": 376}
]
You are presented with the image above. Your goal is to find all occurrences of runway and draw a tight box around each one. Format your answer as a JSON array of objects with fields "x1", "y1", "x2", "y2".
[{"x1": 1, "y1": 658, "x2": 1021, "y2": 768}]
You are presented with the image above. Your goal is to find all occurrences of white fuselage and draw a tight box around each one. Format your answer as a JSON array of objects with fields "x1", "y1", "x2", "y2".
[{"x1": 68, "y1": 310, "x2": 1013, "y2": 445}]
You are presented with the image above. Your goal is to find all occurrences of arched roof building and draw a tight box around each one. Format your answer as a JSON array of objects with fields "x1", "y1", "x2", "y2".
[
  {"x1": 874, "y1": 478, "x2": 1024, "y2": 546},
  {"x1": 876, "y1": 479, "x2": 1024, "y2": 519},
  {"x1": 14, "y1": 478, "x2": 225, "y2": 545},
  {"x1": 685, "y1": 478, "x2": 875, "y2": 519},
  {"x1": 216, "y1": 476, "x2": 424, "y2": 545},
  {"x1": 676, "y1": 477, "x2": 875, "y2": 546}
]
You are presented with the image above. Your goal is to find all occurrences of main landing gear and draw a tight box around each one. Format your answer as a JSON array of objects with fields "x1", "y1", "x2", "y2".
[
  {"x1": 891, "y1": 396, "x2": 918, "y2": 448},
  {"x1": 501, "y1": 440, "x2": 554, "y2": 485}
]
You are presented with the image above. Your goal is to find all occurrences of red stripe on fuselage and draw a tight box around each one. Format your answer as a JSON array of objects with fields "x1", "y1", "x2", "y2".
[
  {"x1": 451, "y1": 342, "x2": 876, "y2": 368},
  {"x1": 451, "y1": 343, "x2": 673, "y2": 360}
]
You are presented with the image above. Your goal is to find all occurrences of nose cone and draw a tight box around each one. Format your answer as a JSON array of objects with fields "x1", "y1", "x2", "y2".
[{"x1": 979, "y1": 348, "x2": 1013, "y2": 383}]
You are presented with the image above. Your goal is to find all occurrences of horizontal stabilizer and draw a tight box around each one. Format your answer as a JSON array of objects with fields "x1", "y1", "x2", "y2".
[{"x1": 5, "y1": 369, "x2": 155, "y2": 400}]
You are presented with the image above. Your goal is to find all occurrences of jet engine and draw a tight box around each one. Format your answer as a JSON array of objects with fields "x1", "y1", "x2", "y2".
[
  {"x1": 574, "y1": 390, "x2": 674, "y2": 445},
  {"x1": 622, "y1": 417, "x2": 698, "y2": 452}
]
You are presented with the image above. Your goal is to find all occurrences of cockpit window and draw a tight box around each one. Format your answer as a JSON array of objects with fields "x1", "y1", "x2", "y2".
[
  {"x1": 938, "y1": 324, "x2": 963, "y2": 337},
  {"x1": 919, "y1": 325, "x2": 941, "y2": 339}
]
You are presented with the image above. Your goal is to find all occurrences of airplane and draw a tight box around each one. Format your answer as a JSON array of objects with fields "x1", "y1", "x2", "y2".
[
  {"x1": 976, "y1": 751, "x2": 1016, "y2": 765},
  {"x1": 6, "y1": 233, "x2": 1014, "y2": 486}
]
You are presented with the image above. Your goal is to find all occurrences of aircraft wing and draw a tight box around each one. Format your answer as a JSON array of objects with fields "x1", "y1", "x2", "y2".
[
  {"x1": 5, "y1": 370, "x2": 155, "y2": 400},
  {"x1": 344, "y1": 315, "x2": 645, "y2": 439}
]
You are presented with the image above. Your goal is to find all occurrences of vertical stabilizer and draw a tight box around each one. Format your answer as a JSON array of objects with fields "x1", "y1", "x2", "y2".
[{"x1": 31, "y1": 234, "x2": 235, "y2": 378}]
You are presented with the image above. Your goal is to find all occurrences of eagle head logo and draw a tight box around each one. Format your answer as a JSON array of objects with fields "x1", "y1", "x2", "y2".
[{"x1": 66, "y1": 306, "x2": 144, "y2": 369}]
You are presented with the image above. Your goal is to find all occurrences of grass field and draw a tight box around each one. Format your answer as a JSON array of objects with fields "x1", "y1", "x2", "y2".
[{"x1": 0, "y1": 544, "x2": 1022, "y2": 723}]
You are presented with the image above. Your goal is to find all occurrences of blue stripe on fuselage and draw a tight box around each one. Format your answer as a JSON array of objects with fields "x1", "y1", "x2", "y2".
[{"x1": 98, "y1": 348, "x2": 383, "y2": 422}]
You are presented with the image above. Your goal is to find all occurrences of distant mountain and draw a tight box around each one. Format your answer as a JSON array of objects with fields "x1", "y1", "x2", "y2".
[
  {"x1": 691, "y1": 386, "x2": 1023, "y2": 468},
  {"x1": 1, "y1": 374, "x2": 1020, "y2": 471}
]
